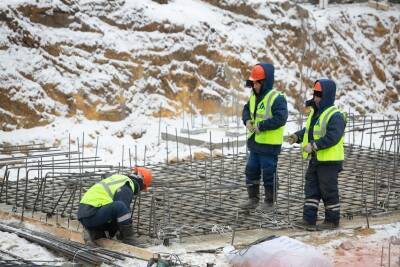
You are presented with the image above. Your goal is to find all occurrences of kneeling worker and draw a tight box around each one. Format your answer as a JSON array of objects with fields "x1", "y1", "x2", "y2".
[{"x1": 77, "y1": 167, "x2": 152, "y2": 245}]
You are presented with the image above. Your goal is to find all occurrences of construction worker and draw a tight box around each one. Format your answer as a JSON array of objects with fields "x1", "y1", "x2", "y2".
[
  {"x1": 240, "y1": 63, "x2": 288, "y2": 211},
  {"x1": 287, "y1": 79, "x2": 346, "y2": 230},
  {"x1": 77, "y1": 167, "x2": 152, "y2": 245}
]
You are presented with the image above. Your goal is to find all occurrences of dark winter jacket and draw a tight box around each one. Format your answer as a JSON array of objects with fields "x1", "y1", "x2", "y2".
[
  {"x1": 77, "y1": 183, "x2": 134, "y2": 220},
  {"x1": 295, "y1": 79, "x2": 346, "y2": 163},
  {"x1": 242, "y1": 63, "x2": 288, "y2": 155}
]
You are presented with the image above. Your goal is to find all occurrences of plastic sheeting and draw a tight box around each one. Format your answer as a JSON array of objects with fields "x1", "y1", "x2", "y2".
[{"x1": 224, "y1": 236, "x2": 332, "y2": 267}]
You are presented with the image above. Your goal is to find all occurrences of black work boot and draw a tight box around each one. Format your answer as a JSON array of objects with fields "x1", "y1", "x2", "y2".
[
  {"x1": 119, "y1": 224, "x2": 136, "y2": 245},
  {"x1": 259, "y1": 186, "x2": 274, "y2": 212},
  {"x1": 293, "y1": 219, "x2": 317, "y2": 231},
  {"x1": 119, "y1": 224, "x2": 152, "y2": 246},
  {"x1": 83, "y1": 228, "x2": 105, "y2": 246},
  {"x1": 239, "y1": 185, "x2": 260, "y2": 210},
  {"x1": 317, "y1": 220, "x2": 339, "y2": 231}
]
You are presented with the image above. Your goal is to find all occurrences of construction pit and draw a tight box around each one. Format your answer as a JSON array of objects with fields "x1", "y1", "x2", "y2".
[{"x1": 0, "y1": 115, "x2": 399, "y2": 266}]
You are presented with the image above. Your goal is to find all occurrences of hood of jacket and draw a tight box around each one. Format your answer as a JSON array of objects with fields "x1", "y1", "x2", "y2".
[
  {"x1": 253, "y1": 63, "x2": 274, "y2": 98},
  {"x1": 316, "y1": 79, "x2": 336, "y2": 113}
]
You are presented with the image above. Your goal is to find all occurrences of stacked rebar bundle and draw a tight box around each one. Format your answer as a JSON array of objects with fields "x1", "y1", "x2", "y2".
[
  {"x1": 0, "y1": 222, "x2": 137, "y2": 266},
  {"x1": 0, "y1": 115, "x2": 398, "y2": 242}
]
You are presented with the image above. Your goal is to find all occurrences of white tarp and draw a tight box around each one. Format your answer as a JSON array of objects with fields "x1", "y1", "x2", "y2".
[{"x1": 224, "y1": 236, "x2": 332, "y2": 267}]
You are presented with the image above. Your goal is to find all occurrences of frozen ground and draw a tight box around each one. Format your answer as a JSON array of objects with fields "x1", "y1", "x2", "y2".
[{"x1": 0, "y1": 217, "x2": 399, "y2": 266}]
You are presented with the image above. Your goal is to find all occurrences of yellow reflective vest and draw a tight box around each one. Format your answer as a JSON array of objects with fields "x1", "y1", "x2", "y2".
[
  {"x1": 80, "y1": 174, "x2": 135, "y2": 207},
  {"x1": 302, "y1": 106, "x2": 345, "y2": 161},
  {"x1": 248, "y1": 89, "x2": 285, "y2": 145}
]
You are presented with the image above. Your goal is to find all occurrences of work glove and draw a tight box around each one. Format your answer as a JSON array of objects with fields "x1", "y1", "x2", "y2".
[
  {"x1": 284, "y1": 134, "x2": 298, "y2": 144},
  {"x1": 245, "y1": 120, "x2": 254, "y2": 132},
  {"x1": 304, "y1": 142, "x2": 318, "y2": 153}
]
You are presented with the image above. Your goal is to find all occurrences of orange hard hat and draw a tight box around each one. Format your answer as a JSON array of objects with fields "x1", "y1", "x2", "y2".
[
  {"x1": 133, "y1": 167, "x2": 152, "y2": 190},
  {"x1": 248, "y1": 65, "x2": 266, "y2": 81},
  {"x1": 314, "y1": 82, "x2": 322, "y2": 92}
]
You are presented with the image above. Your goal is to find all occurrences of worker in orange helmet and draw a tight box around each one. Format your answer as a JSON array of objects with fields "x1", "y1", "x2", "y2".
[
  {"x1": 241, "y1": 63, "x2": 288, "y2": 211},
  {"x1": 286, "y1": 79, "x2": 346, "y2": 231},
  {"x1": 77, "y1": 167, "x2": 152, "y2": 246}
]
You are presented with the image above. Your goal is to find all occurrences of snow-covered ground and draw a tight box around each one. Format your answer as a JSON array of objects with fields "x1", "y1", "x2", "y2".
[
  {"x1": 0, "y1": 231, "x2": 68, "y2": 266},
  {"x1": 1, "y1": 0, "x2": 399, "y2": 145}
]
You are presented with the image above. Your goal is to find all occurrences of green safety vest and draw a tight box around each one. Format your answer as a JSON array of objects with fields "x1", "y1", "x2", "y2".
[
  {"x1": 80, "y1": 174, "x2": 135, "y2": 207},
  {"x1": 302, "y1": 106, "x2": 345, "y2": 161},
  {"x1": 248, "y1": 89, "x2": 285, "y2": 145}
]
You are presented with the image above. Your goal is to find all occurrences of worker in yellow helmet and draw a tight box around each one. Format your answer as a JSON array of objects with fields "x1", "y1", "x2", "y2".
[
  {"x1": 286, "y1": 79, "x2": 346, "y2": 231},
  {"x1": 77, "y1": 167, "x2": 152, "y2": 245}
]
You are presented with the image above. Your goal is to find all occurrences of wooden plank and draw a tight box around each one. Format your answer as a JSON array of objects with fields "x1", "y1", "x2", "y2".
[
  {"x1": 161, "y1": 132, "x2": 246, "y2": 149},
  {"x1": 368, "y1": 0, "x2": 389, "y2": 11},
  {"x1": 96, "y1": 239, "x2": 154, "y2": 261},
  {"x1": 0, "y1": 209, "x2": 83, "y2": 242}
]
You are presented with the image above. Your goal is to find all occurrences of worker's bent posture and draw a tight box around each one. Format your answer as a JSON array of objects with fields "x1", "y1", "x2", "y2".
[
  {"x1": 287, "y1": 79, "x2": 346, "y2": 231},
  {"x1": 77, "y1": 167, "x2": 152, "y2": 245}
]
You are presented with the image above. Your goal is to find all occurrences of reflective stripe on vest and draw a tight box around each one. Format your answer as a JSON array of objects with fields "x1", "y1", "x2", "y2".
[
  {"x1": 313, "y1": 106, "x2": 338, "y2": 137},
  {"x1": 302, "y1": 106, "x2": 345, "y2": 161},
  {"x1": 302, "y1": 107, "x2": 314, "y2": 159},
  {"x1": 99, "y1": 178, "x2": 128, "y2": 198},
  {"x1": 248, "y1": 89, "x2": 285, "y2": 145},
  {"x1": 80, "y1": 174, "x2": 135, "y2": 207}
]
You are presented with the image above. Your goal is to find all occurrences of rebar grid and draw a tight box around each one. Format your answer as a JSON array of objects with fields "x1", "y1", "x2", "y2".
[
  {"x1": 0, "y1": 115, "x2": 398, "y2": 241},
  {"x1": 136, "y1": 145, "x2": 399, "y2": 239}
]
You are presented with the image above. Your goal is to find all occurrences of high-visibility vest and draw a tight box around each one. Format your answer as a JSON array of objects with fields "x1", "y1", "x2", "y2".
[
  {"x1": 248, "y1": 89, "x2": 285, "y2": 145},
  {"x1": 302, "y1": 106, "x2": 345, "y2": 161},
  {"x1": 80, "y1": 174, "x2": 135, "y2": 207}
]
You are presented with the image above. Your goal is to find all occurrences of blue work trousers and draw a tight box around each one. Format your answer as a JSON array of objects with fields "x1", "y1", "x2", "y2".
[
  {"x1": 245, "y1": 151, "x2": 278, "y2": 189},
  {"x1": 79, "y1": 184, "x2": 134, "y2": 232},
  {"x1": 303, "y1": 159, "x2": 342, "y2": 224}
]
